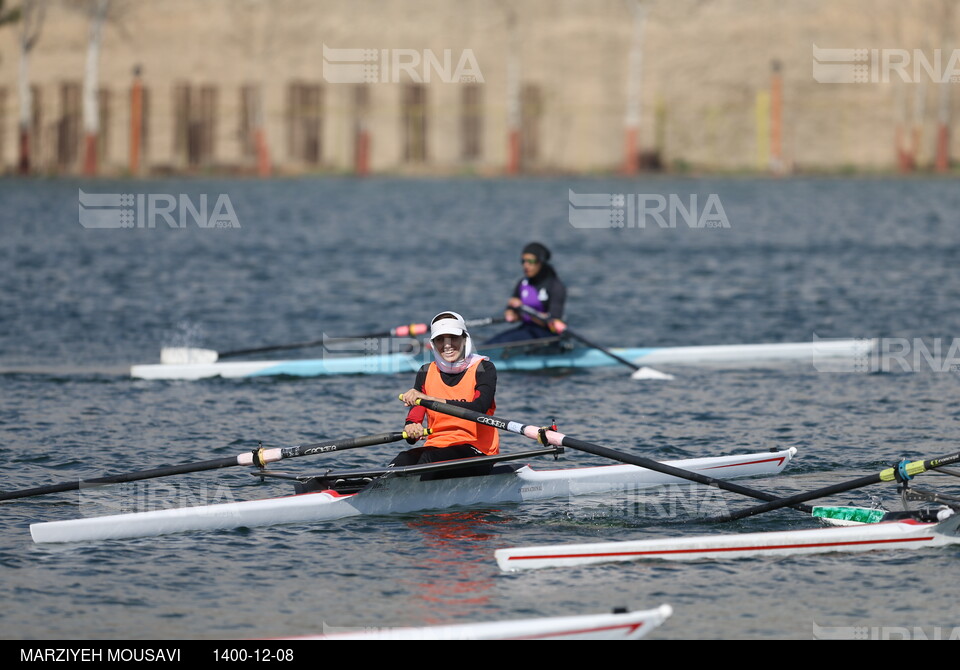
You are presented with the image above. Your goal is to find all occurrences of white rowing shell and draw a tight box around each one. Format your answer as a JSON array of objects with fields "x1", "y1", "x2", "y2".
[
  {"x1": 496, "y1": 513, "x2": 960, "y2": 571},
  {"x1": 30, "y1": 449, "x2": 796, "y2": 543}
]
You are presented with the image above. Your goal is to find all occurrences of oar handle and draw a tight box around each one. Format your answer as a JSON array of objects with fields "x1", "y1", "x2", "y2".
[
  {"x1": 408, "y1": 397, "x2": 808, "y2": 512},
  {"x1": 280, "y1": 430, "x2": 431, "y2": 459}
]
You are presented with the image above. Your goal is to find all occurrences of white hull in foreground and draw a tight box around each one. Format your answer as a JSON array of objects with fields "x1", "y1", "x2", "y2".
[
  {"x1": 496, "y1": 513, "x2": 960, "y2": 571},
  {"x1": 30, "y1": 449, "x2": 796, "y2": 543},
  {"x1": 293, "y1": 605, "x2": 673, "y2": 640}
]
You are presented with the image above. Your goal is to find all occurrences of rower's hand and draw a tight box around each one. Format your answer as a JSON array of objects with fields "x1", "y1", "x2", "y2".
[
  {"x1": 505, "y1": 298, "x2": 522, "y2": 322},
  {"x1": 548, "y1": 318, "x2": 567, "y2": 334},
  {"x1": 401, "y1": 389, "x2": 426, "y2": 407},
  {"x1": 504, "y1": 308, "x2": 518, "y2": 322},
  {"x1": 403, "y1": 423, "x2": 426, "y2": 442}
]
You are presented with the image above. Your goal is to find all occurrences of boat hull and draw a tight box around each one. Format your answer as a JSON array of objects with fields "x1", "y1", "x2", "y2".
[
  {"x1": 293, "y1": 605, "x2": 673, "y2": 640},
  {"x1": 495, "y1": 513, "x2": 960, "y2": 571},
  {"x1": 29, "y1": 448, "x2": 796, "y2": 543},
  {"x1": 130, "y1": 339, "x2": 874, "y2": 380}
]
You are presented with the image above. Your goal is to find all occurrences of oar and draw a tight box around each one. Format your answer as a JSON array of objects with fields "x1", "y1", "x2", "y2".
[
  {"x1": 0, "y1": 431, "x2": 422, "y2": 502},
  {"x1": 514, "y1": 305, "x2": 673, "y2": 380},
  {"x1": 404, "y1": 397, "x2": 810, "y2": 511},
  {"x1": 711, "y1": 451, "x2": 960, "y2": 523},
  {"x1": 161, "y1": 317, "x2": 505, "y2": 364}
]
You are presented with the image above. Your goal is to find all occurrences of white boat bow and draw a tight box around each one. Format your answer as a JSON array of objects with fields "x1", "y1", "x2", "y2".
[{"x1": 291, "y1": 605, "x2": 673, "y2": 640}]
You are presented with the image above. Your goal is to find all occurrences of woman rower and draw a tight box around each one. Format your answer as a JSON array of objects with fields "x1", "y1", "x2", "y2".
[
  {"x1": 396, "y1": 311, "x2": 498, "y2": 473},
  {"x1": 484, "y1": 242, "x2": 567, "y2": 345}
]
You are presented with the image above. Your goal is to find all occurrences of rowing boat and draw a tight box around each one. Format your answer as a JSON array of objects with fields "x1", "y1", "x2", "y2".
[
  {"x1": 495, "y1": 511, "x2": 960, "y2": 571},
  {"x1": 290, "y1": 605, "x2": 673, "y2": 640},
  {"x1": 28, "y1": 447, "x2": 796, "y2": 543},
  {"x1": 130, "y1": 339, "x2": 873, "y2": 380}
]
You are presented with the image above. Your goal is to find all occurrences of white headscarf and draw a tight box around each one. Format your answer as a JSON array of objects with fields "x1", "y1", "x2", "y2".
[{"x1": 429, "y1": 311, "x2": 488, "y2": 374}]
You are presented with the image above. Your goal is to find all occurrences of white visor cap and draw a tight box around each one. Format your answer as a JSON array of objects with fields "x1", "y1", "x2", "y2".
[{"x1": 430, "y1": 311, "x2": 467, "y2": 340}]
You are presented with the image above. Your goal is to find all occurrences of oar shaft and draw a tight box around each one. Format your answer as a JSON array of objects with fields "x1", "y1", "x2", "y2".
[
  {"x1": 0, "y1": 432, "x2": 413, "y2": 502},
  {"x1": 412, "y1": 398, "x2": 807, "y2": 511},
  {"x1": 0, "y1": 456, "x2": 240, "y2": 501},
  {"x1": 218, "y1": 332, "x2": 402, "y2": 358},
  {"x1": 715, "y1": 451, "x2": 960, "y2": 522},
  {"x1": 514, "y1": 305, "x2": 639, "y2": 371},
  {"x1": 218, "y1": 317, "x2": 503, "y2": 359},
  {"x1": 713, "y1": 474, "x2": 880, "y2": 522},
  {"x1": 566, "y1": 329, "x2": 640, "y2": 371}
]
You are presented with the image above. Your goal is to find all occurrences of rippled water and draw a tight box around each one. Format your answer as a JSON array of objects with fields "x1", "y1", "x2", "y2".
[{"x1": 1, "y1": 176, "x2": 959, "y2": 641}]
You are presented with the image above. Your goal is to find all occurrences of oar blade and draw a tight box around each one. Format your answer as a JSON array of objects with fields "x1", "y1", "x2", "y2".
[
  {"x1": 630, "y1": 366, "x2": 675, "y2": 380},
  {"x1": 812, "y1": 506, "x2": 888, "y2": 526}
]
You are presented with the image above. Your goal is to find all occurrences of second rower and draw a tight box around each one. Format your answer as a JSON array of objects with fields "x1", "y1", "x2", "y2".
[{"x1": 485, "y1": 242, "x2": 567, "y2": 345}]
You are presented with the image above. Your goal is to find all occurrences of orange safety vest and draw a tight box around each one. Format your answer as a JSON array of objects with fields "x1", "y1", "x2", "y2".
[{"x1": 422, "y1": 360, "x2": 499, "y2": 455}]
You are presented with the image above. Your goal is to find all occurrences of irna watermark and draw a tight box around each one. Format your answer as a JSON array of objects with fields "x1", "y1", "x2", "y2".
[
  {"x1": 813, "y1": 334, "x2": 960, "y2": 373},
  {"x1": 813, "y1": 621, "x2": 960, "y2": 640},
  {"x1": 78, "y1": 190, "x2": 240, "y2": 229},
  {"x1": 566, "y1": 484, "x2": 730, "y2": 520},
  {"x1": 813, "y1": 44, "x2": 960, "y2": 84},
  {"x1": 319, "y1": 334, "x2": 426, "y2": 374},
  {"x1": 78, "y1": 480, "x2": 239, "y2": 518},
  {"x1": 322, "y1": 44, "x2": 483, "y2": 84},
  {"x1": 568, "y1": 189, "x2": 730, "y2": 230}
]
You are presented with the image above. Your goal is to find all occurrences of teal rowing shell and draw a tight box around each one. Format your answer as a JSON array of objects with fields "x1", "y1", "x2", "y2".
[{"x1": 247, "y1": 348, "x2": 657, "y2": 377}]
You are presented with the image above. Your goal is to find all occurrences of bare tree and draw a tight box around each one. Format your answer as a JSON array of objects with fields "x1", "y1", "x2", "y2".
[
  {"x1": 79, "y1": 0, "x2": 110, "y2": 175},
  {"x1": 935, "y1": 0, "x2": 953, "y2": 171},
  {"x1": 17, "y1": 0, "x2": 45, "y2": 174},
  {"x1": 622, "y1": 0, "x2": 646, "y2": 173},
  {"x1": 229, "y1": 0, "x2": 275, "y2": 176},
  {"x1": 493, "y1": 0, "x2": 521, "y2": 174}
]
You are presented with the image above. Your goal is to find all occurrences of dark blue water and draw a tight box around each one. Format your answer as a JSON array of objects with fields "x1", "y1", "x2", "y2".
[{"x1": 1, "y1": 176, "x2": 959, "y2": 640}]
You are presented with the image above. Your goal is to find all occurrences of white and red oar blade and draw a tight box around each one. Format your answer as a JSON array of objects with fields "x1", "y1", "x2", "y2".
[
  {"x1": 630, "y1": 366, "x2": 674, "y2": 380},
  {"x1": 160, "y1": 347, "x2": 219, "y2": 365}
]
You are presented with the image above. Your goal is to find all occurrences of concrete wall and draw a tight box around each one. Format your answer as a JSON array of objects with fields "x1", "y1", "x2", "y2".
[{"x1": 0, "y1": 0, "x2": 957, "y2": 175}]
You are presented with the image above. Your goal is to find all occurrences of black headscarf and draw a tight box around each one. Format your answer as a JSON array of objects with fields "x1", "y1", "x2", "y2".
[{"x1": 522, "y1": 242, "x2": 557, "y2": 280}]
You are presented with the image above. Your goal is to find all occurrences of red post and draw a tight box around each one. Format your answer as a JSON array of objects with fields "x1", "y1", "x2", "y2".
[
  {"x1": 507, "y1": 129, "x2": 520, "y2": 174},
  {"x1": 935, "y1": 123, "x2": 950, "y2": 172},
  {"x1": 255, "y1": 127, "x2": 271, "y2": 177},
  {"x1": 355, "y1": 128, "x2": 370, "y2": 176},
  {"x1": 83, "y1": 134, "x2": 97, "y2": 176},
  {"x1": 18, "y1": 129, "x2": 30, "y2": 174},
  {"x1": 895, "y1": 126, "x2": 908, "y2": 172},
  {"x1": 129, "y1": 66, "x2": 142, "y2": 175},
  {"x1": 623, "y1": 126, "x2": 638, "y2": 174}
]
